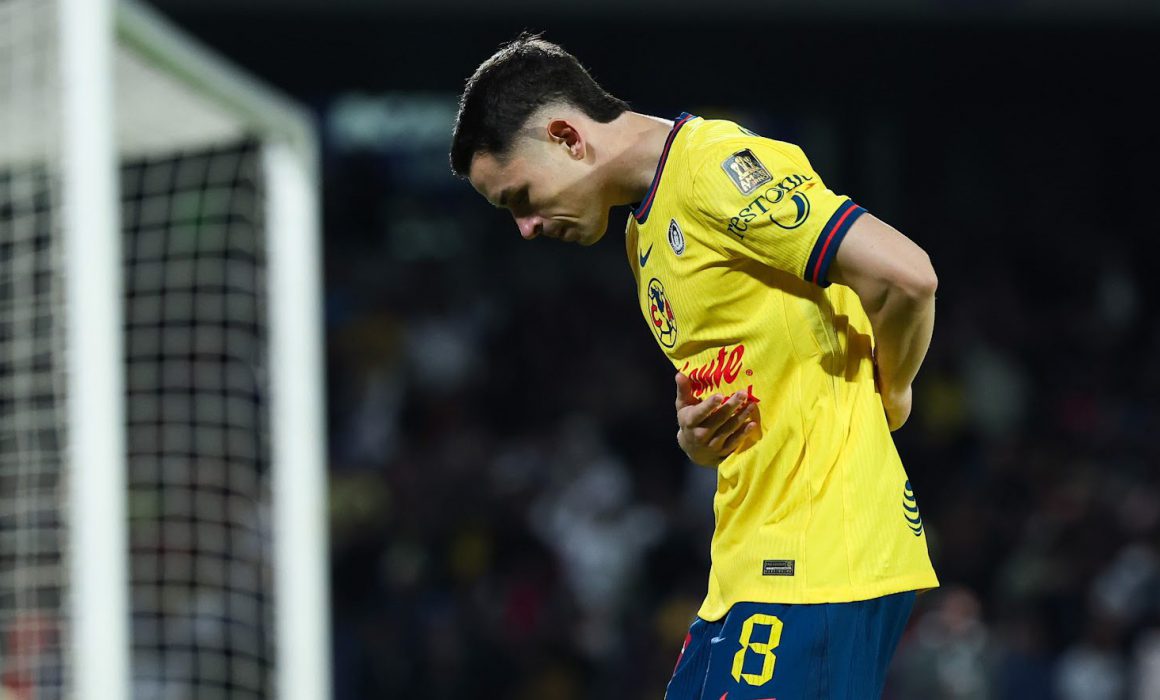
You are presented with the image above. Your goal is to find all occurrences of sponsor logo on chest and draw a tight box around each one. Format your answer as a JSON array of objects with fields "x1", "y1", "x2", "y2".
[{"x1": 679, "y1": 344, "x2": 762, "y2": 403}]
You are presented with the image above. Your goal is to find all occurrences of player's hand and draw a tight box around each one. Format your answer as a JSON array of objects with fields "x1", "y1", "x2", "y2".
[{"x1": 675, "y1": 372, "x2": 761, "y2": 467}]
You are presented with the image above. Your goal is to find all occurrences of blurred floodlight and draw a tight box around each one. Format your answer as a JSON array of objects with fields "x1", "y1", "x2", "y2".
[{"x1": 327, "y1": 93, "x2": 457, "y2": 152}]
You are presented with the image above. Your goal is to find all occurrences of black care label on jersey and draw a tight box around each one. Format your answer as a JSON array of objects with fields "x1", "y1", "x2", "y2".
[
  {"x1": 722, "y1": 149, "x2": 773, "y2": 195},
  {"x1": 762, "y1": 560, "x2": 796, "y2": 577}
]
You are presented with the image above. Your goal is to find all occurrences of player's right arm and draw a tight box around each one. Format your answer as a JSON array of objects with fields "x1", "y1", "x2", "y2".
[
  {"x1": 685, "y1": 133, "x2": 936, "y2": 432},
  {"x1": 826, "y1": 214, "x2": 936, "y2": 431}
]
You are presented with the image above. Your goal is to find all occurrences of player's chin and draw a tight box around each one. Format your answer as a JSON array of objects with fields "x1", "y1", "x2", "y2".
[
  {"x1": 577, "y1": 227, "x2": 606, "y2": 247},
  {"x1": 575, "y1": 215, "x2": 609, "y2": 247}
]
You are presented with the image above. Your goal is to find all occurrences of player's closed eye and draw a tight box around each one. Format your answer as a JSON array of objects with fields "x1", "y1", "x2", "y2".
[{"x1": 509, "y1": 187, "x2": 531, "y2": 214}]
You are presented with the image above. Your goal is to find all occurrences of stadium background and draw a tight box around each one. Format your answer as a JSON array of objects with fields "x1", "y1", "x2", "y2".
[{"x1": 149, "y1": 1, "x2": 1156, "y2": 698}]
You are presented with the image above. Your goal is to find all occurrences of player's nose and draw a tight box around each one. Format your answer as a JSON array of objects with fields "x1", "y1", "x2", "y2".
[{"x1": 515, "y1": 214, "x2": 543, "y2": 240}]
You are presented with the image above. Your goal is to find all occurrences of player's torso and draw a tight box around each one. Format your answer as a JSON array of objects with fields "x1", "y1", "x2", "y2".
[
  {"x1": 630, "y1": 208, "x2": 825, "y2": 405},
  {"x1": 625, "y1": 115, "x2": 859, "y2": 417},
  {"x1": 627, "y1": 193, "x2": 850, "y2": 488},
  {"x1": 625, "y1": 115, "x2": 938, "y2": 616},
  {"x1": 625, "y1": 122, "x2": 853, "y2": 473}
]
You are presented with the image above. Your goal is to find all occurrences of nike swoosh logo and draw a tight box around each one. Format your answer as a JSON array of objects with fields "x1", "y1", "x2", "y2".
[{"x1": 639, "y1": 244, "x2": 654, "y2": 267}]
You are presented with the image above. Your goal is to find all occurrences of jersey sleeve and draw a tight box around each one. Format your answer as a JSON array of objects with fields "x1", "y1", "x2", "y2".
[{"x1": 690, "y1": 137, "x2": 866, "y2": 287}]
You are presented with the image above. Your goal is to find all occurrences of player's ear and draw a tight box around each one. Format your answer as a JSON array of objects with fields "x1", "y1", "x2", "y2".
[{"x1": 546, "y1": 119, "x2": 585, "y2": 160}]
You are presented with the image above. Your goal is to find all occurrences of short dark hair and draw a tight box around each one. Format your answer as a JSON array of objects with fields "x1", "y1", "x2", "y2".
[{"x1": 449, "y1": 34, "x2": 630, "y2": 177}]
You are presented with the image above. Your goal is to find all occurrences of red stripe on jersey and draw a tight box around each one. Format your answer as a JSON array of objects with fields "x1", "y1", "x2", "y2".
[
  {"x1": 812, "y1": 203, "x2": 858, "y2": 284},
  {"x1": 672, "y1": 630, "x2": 692, "y2": 672}
]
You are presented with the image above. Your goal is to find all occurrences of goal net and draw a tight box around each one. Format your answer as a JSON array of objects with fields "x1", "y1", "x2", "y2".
[{"x1": 0, "y1": 1, "x2": 328, "y2": 698}]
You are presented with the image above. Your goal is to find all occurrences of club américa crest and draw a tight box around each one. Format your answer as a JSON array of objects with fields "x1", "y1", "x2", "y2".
[{"x1": 647, "y1": 277, "x2": 678, "y2": 348}]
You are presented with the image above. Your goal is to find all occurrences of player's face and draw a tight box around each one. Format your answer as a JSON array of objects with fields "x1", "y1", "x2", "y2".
[{"x1": 468, "y1": 141, "x2": 610, "y2": 246}]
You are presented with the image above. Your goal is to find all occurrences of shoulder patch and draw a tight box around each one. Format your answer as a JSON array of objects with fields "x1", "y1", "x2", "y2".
[{"x1": 721, "y1": 148, "x2": 773, "y2": 195}]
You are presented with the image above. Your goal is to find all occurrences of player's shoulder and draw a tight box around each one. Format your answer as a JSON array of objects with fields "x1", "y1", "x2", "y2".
[{"x1": 682, "y1": 117, "x2": 812, "y2": 181}]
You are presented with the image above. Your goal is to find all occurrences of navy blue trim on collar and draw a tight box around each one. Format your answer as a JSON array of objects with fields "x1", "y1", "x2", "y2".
[{"x1": 631, "y1": 112, "x2": 695, "y2": 225}]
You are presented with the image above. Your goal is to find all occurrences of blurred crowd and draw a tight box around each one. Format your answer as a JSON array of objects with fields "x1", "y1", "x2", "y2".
[{"x1": 322, "y1": 105, "x2": 1157, "y2": 700}]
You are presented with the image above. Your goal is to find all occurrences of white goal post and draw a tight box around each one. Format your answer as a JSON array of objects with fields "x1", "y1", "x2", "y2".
[{"x1": 0, "y1": 0, "x2": 330, "y2": 698}]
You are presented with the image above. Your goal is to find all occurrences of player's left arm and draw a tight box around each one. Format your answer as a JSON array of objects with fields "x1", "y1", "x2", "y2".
[{"x1": 826, "y1": 214, "x2": 937, "y2": 431}]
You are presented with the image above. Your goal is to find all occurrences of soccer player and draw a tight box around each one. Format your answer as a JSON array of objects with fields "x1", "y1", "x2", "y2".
[{"x1": 450, "y1": 36, "x2": 939, "y2": 699}]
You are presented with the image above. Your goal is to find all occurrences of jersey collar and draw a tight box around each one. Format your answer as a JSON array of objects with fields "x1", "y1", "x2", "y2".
[{"x1": 631, "y1": 112, "x2": 695, "y2": 225}]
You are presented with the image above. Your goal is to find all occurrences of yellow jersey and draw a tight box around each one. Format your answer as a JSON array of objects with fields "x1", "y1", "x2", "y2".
[{"x1": 626, "y1": 113, "x2": 938, "y2": 621}]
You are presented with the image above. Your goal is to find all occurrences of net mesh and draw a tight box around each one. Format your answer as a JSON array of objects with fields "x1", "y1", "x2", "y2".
[
  {"x1": 0, "y1": 0, "x2": 69, "y2": 697},
  {"x1": 123, "y1": 143, "x2": 273, "y2": 700},
  {"x1": 0, "y1": 1, "x2": 278, "y2": 696}
]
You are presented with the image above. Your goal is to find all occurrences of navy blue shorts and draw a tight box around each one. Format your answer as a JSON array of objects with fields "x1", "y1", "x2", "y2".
[{"x1": 665, "y1": 592, "x2": 915, "y2": 700}]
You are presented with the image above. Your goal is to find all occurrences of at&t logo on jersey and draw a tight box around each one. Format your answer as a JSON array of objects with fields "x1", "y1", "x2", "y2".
[
  {"x1": 903, "y1": 481, "x2": 923, "y2": 536},
  {"x1": 647, "y1": 278, "x2": 678, "y2": 348}
]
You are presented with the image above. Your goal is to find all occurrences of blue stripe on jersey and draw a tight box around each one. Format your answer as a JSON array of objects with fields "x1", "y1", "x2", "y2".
[{"x1": 805, "y1": 199, "x2": 866, "y2": 287}]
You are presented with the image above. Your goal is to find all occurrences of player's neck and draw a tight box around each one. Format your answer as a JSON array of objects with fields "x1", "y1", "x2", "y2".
[{"x1": 603, "y1": 112, "x2": 676, "y2": 208}]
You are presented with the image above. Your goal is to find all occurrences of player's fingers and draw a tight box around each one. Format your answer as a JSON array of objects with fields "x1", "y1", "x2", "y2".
[
  {"x1": 719, "y1": 421, "x2": 759, "y2": 454},
  {"x1": 700, "y1": 392, "x2": 746, "y2": 430},
  {"x1": 674, "y1": 372, "x2": 698, "y2": 411},
  {"x1": 710, "y1": 403, "x2": 756, "y2": 444},
  {"x1": 679, "y1": 393, "x2": 723, "y2": 428}
]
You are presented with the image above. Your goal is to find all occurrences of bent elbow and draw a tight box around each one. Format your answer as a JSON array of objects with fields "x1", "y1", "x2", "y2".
[{"x1": 900, "y1": 255, "x2": 937, "y2": 302}]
